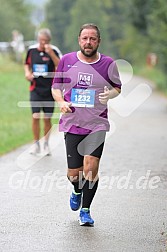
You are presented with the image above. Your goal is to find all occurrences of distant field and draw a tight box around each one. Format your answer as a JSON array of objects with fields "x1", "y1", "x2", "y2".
[{"x1": 0, "y1": 54, "x2": 58, "y2": 156}]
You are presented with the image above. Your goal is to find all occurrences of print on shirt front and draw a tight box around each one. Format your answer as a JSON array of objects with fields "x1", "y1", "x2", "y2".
[
  {"x1": 77, "y1": 72, "x2": 93, "y2": 87},
  {"x1": 71, "y1": 72, "x2": 95, "y2": 107}
]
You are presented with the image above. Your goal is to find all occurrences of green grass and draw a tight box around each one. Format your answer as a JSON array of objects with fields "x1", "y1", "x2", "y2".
[
  {"x1": 133, "y1": 64, "x2": 167, "y2": 95},
  {"x1": 0, "y1": 54, "x2": 31, "y2": 155},
  {"x1": 0, "y1": 54, "x2": 58, "y2": 156}
]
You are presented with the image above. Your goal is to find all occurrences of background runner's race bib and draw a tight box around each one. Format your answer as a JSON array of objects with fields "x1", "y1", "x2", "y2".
[
  {"x1": 33, "y1": 64, "x2": 48, "y2": 77},
  {"x1": 71, "y1": 88, "x2": 95, "y2": 107}
]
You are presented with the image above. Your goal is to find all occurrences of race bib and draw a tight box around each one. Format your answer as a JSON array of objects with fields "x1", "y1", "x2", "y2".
[
  {"x1": 33, "y1": 64, "x2": 48, "y2": 77},
  {"x1": 71, "y1": 88, "x2": 95, "y2": 108}
]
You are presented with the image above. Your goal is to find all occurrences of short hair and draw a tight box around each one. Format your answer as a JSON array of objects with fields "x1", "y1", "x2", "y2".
[
  {"x1": 37, "y1": 28, "x2": 52, "y2": 41},
  {"x1": 79, "y1": 23, "x2": 101, "y2": 39}
]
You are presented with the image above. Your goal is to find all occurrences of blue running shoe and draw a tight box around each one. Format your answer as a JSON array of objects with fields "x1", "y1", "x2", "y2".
[
  {"x1": 70, "y1": 192, "x2": 82, "y2": 211},
  {"x1": 79, "y1": 208, "x2": 94, "y2": 226}
]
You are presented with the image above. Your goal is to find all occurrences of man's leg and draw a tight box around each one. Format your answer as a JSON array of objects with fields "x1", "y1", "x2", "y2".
[
  {"x1": 29, "y1": 91, "x2": 41, "y2": 154},
  {"x1": 67, "y1": 167, "x2": 84, "y2": 211},
  {"x1": 42, "y1": 117, "x2": 52, "y2": 155},
  {"x1": 82, "y1": 155, "x2": 99, "y2": 209},
  {"x1": 65, "y1": 132, "x2": 105, "y2": 225},
  {"x1": 30, "y1": 114, "x2": 41, "y2": 154},
  {"x1": 65, "y1": 133, "x2": 85, "y2": 210},
  {"x1": 43, "y1": 117, "x2": 52, "y2": 142},
  {"x1": 78, "y1": 156, "x2": 100, "y2": 226},
  {"x1": 43, "y1": 98, "x2": 54, "y2": 155},
  {"x1": 78, "y1": 131, "x2": 106, "y2": 226},
  {"x1": 32, "y1": 114, "x2": 40, "y2": 141},
  {"x1": 30, "y1": 92, "x2": 41, "y2": 154},
  {"x1": 67, "y1": 167, "x2": 84, "y2": 193}
]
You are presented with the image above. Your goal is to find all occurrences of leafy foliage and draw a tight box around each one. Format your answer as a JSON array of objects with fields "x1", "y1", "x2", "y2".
[
  {"x1": 1, "y1": 0, "x2": 166, "y2": 81},
  {"x1": 45, "y1": 0, "x2": 166, "y2": 72},
  {"x1": 64, "y1": 0, "x2": 110, "y2": 55},
  {"x1": 0, "y1": 0, "x2": 35, "y2": 41},
  {"x1": 45, "y1": 0, "x2": 77, "y2": 53},
  {"x1": 147, "y1": 0, "x2": 167, "y2": 71}
]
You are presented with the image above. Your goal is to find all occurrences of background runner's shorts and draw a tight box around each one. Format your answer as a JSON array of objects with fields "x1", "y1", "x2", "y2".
[
  {"x1": 30, "y1": 90, "x2": 54, "y2": 117},
  {"x1": 64, "y1": 131, "x2": 106, "y2": 168}
]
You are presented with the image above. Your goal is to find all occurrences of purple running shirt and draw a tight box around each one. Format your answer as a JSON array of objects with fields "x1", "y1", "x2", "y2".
[{"x1": 52, "y1": 51, "x2": 121, "y2": 134}]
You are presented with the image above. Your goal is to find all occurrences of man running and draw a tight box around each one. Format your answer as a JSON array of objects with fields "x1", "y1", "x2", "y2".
[
  {"x1": 52, "y1": 23, "x2": 121, "y2": 226},
  {"x1": 24, "y1": 28, "x2": 62, "y2": 155}
]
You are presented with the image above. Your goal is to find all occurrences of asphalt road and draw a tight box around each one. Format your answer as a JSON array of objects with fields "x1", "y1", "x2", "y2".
[{"x1": 0, "y1": 74, "x2": 167, "y2": 252}]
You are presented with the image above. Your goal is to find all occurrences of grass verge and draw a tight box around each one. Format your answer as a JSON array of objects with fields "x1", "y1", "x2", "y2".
[{"x1": 133, "y1": 64, "x2": 167, "y2": 96}]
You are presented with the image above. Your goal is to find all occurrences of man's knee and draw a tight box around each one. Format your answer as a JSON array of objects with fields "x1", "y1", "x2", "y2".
[
  {"x1": 33, "y1": 113, "x2": 40, "y2": 119},
  {"x1": 83, "y1": 156, "x2": 99, "y2": 180},
  {"x1": 67, "y1": 168, "x2": 83, "y2": 182}
]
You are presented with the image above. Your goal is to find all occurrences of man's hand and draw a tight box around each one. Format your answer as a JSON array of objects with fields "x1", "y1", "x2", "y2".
[
  {"x1": 25, "y1": 68, "x2": 34, "y2": 81},
  {"x1": 44, "y1": 44, "x2": 60, "y2": 67},
  {"x1": 99, "y1": 86, "x2": 110, "y2": 105},
  {"x1": 59, "y1": 101, "x2": 72, "y2": 114},
  {"x1": 44, "y1": 44, "x2": 53, "y2": 55},
  {"x1": 99, "y1": 86, "x2": 121, "y2": 104}
]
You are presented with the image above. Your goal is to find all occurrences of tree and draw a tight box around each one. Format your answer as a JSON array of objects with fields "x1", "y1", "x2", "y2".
[
  {"x1": 130, "y1": 0, "x2": 152, "y2": 35},
  {"x1": 147, "y1": 0, "x2": 167, "y2": 71},
  {"x1": 45, "y1": 0, "x2": 77, "y2": 53},
  {"x1": 45, "y1": 0, "x2": 167, "y2": 73},
  {"x1": 0, "y1": 0, "x2": 35, "y2": 42},
  {"x1": 64, "y1": 0, "x2": 110, "y2": 55},
  {"x1": 128, "y1": 0, "x2": 167, "y2": 72},
  {"x1": 101, "y1": 0, "x2": 132, "y2": 58},
  {"x1": 45, "y1": 0, "x2": 133, "y2": 58}
]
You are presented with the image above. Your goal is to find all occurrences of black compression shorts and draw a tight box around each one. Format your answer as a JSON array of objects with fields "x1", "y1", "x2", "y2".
[
  {"x1": 30, "y1": 90, "x2": 54, "y2": 117},
  {"x1": 64, "y1": 131, "x2": 106, "y2": 169}
]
